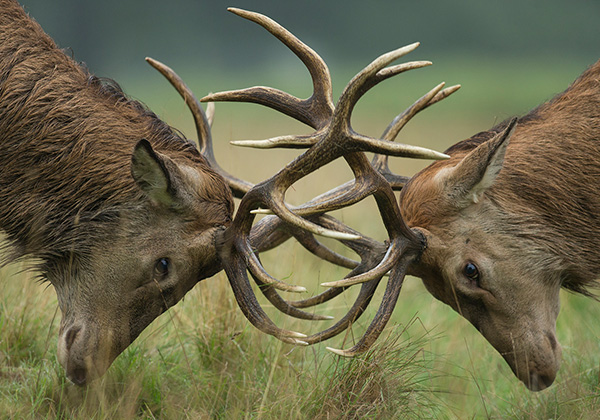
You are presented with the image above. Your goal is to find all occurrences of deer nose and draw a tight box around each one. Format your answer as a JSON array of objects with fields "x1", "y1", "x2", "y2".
[
  {"x1": 529, "y1": 371, "x2": 556, "y2": 391},
  {"x1": 526, "y1": 331, "x2": 562, "y2": 391},
  {"x1": 68, "y1": 365, "x2": 88, "y2": 386},
  {"x1": 59, "y1": 325, "x2": 91, "y2": 386}
]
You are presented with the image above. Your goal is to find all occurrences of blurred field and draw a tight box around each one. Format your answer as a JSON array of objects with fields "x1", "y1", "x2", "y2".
[{"x1": 1, "y1": 57, "x2": 600, "y2": 418}]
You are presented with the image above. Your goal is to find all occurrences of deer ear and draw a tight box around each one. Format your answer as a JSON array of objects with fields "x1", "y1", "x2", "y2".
[
  {"x1": 441, "y1": 118, "x2": 516, "y2": 207},
  {"x1": 131, "y1": 139, "x2": 179, "y2": 208}
]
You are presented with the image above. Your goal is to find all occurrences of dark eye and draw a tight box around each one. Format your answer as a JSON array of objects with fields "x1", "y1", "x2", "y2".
[
  {"x1": 154, "y1": 258, "x2": 170, "y2": 279},
  {"x1": 463, "y1": 262, "x2": 480, "y2": 283}
]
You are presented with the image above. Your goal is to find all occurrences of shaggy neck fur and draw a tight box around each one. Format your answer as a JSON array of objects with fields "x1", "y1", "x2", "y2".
[{"x1": 0, "y1": 0, "x2": 232, "y2": 268}]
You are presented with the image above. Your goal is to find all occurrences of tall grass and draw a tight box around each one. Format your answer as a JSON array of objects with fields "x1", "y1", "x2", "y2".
[
  {"x1": 1, "y1": 58, "x2": 600, "y2": 418},
  {"x1": 3, "y1": 259, "x2": 599, "y2": 418},
  {"x1": 0, "y1": 261, "x2": 446, "y2": 419}
]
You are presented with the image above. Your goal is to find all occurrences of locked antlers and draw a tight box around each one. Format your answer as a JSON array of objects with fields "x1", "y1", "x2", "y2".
[{"x1": 148, "y1": 8, "x2": 459, "y2": 355}]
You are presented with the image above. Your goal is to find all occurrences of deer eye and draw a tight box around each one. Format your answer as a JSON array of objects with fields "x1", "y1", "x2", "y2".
[
  {"x1": 154, "y1": 258, "x2": 170, "y2": 279},
  {"x1": 463, "y1": 262, "x2": 480, "y2": 283}
]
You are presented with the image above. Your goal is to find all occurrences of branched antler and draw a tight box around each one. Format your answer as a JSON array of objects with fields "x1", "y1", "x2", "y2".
[
  {"x1": 149, "y1": 8, "x2": 460, "y2": 355},
  {"x1": 204, "y1": 8, "x2": 460, "y2": 355},
  {"x1": 145, "y1": 57, "x2": 253, "y2": 199}
]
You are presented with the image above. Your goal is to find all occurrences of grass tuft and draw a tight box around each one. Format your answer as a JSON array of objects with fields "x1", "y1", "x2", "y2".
[{"x1": 302, "y1": 320, "x2": 445, "y2": 419}]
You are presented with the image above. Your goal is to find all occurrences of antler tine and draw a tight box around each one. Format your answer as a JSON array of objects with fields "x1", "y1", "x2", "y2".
[
  {"x1": 423, "y1": 84, "x2": 462, "y2": 113},
  {"x1": 250, "y1": 214, "x2": 359, "y2": 268},
  {"x1": 146, "y1": 57, "x2": 253, "y2": 198},
  {"x1": 201, "y1": 8, "x2": 334, "y2": 130},
  {"x1": 261, "y1": 290, "x2": 335, "y2": 321},
  {"x1": 371, "y1": 83, "x2": 461, "y2": 181},
  {"x1": 250, "y1": 178, "x2": 364, "y2": 217},
  {"x1": 250, "y1": 267, "x2": 334, "y2": 321},
  {"x1": 205, "y1": 101, "x2": 215, "y2": 127},
  {"x1": 333, "y1": 44, "x2": 421, "y2": 121},
  {"x1": 246, "y1": 250, "x2": 307, "y2": 293},
  {"x1": 382, "y1": 82, "x2": 448, "y2": 144},
  {"x1": 327, "y1": 254, "x2": 410, "y2": 356},
  {"x1": 145, "y1": 57, "x2": 207, "y2": 152},
  {"x1": 291, "y1": 227, "x2": 358, "y2": 270},
  {"x1": 230, "y1": 134, "x2": 315, "y2": 150},
  {"x1": 302, "y1": 277, "x2": 382, "y2": 345}
]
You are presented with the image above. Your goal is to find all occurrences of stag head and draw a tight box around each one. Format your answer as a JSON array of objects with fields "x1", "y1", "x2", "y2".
[
  {"x1": 401, "y1": 119, "x2": 562, "y2": 391},
  {"x1": 55, "y1": 138, "x2": 232, "y2": 385}
]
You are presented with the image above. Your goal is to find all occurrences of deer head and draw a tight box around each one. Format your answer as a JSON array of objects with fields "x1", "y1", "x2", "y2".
[{"x1": 398, "y1": 119, "x2": 563, "y2": 391}]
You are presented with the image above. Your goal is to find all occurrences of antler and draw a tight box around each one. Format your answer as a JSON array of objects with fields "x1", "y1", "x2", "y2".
[
  {"x1": 145, "y1": 57, "x2": 253, "y2": 199},
  {"x1": 148, "y1": 8, "x2": 459, "y2": 354},
  {"x1": 201, "y1": 8, "x2": 459, "y2": 355}
]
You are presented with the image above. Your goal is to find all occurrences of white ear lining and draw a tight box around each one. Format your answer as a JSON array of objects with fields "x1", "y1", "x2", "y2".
[
  {"x1": 131, "y1": 139, "x2": 177, "y2": 208},
  {"x1": 435, "y1": 119, "x2": 516, "y2": 208}
]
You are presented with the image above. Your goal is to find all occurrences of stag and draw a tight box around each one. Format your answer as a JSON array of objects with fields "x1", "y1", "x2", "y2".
[
  {"x1": 0, "y1": 0, "x2": 235, "y2": 384},
  {"x1": 196, "y1": 9, "x2": 600, "y2": 392},
  {"x1": 0, "y1": 2, "x2": 450, "y2": 385}
]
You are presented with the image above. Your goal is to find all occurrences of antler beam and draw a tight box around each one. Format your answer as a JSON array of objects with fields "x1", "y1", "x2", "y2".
[
  {"x1": 150, "y1": 8, "x2": 460, "y2": 355},
  {"x1": 204, "y1": 9, "x2": 457, "y2": 352}
]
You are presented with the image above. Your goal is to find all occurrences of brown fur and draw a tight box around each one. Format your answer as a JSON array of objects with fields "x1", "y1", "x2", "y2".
[
  {"x1": 0, "y1": 0, "x2": 232, "y2": 265},
  {"x1": 400, "y1": 59, "x2": 600, "y2": 390},
  {"x1": 0, "y1": 0, "x2": 233, "y2": 385}
]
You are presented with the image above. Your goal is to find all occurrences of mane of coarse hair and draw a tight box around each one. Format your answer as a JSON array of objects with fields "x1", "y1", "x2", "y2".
[
  {"x1": 0, "y1": 0, "x2": 233, "y2": 268},
  {"x1": 85, "y1": 75, "x2": 195, "y2": 150}
]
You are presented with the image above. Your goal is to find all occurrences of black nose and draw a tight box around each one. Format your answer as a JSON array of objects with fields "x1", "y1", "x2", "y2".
[
  {"x1": 68, "y1": 366, "x2": 88, "y2": 386},
  {"x1": 528, "y1": 372, "x2": 554, "y2": 391}
]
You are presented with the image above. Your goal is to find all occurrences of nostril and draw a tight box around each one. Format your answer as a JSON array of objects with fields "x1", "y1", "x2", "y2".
[
  {"x1": 529, "y1": 372, "x2": 554, "y2": 391},
  {"x1": 545, "y1": 331, "x2": 558, "y2": 351},
  {"x1": 70, "y1": 367, "x2": 87, "y2": 386},
  {"x1": 65, "y1": 326, "x2": 81, "y2": 352}
]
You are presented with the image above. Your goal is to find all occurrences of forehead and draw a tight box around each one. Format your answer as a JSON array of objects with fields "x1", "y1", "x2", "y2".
[
  {"x1": 180, "y1": 162, "x2": 234, "y2": 220},
  {"x1": 400, "y1": 162, "x2": 453, "y2": 228}
]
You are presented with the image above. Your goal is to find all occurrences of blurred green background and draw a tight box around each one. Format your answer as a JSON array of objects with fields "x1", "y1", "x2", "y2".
[
  {"x1": 17, "y1": 0, "x2": 599, "y2": 75},
  {"x1": 17, "y1": 0, "x2": 598, "y2": 110},
  {"x1": 17, "y1": 0, "x2": 600, "y2": 183}
]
